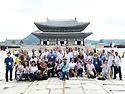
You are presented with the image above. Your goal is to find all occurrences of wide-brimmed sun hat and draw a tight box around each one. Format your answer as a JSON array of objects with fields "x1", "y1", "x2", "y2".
[{"x1": 63, "y1": 57, "x2": 67, "y2": 60}]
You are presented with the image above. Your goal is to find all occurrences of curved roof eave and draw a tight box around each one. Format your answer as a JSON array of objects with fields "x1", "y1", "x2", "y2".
[{"x1": 34, "y1": 22, "x2": 90, "y2": 28}]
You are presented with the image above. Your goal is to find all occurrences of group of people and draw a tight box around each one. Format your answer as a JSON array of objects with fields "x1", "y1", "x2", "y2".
[{"x1": 4, "y1": 46, "x2": 125, "y2": 82}]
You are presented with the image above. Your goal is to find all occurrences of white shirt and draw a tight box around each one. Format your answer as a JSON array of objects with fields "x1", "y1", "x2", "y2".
[
  {"x1": 73, "y1": 51, "x2": 78, "y2": 58},
  {"x1": 30, "y1": 66, "x2": 38, "y2": 74},
  {"x1": 17, "y1": 65, "x2": 24, "y2": 74},
  {"x1": 65, "y1": 53, "x2": 70, "y2": 63},
  {"x1": 87, "y1": 64, "x2": 95, "y2": 71},
  {"x1": 69, "y1": 62, "x2": 77, "y2": 69},
  {"x1": 57, "y1": 52, "x2": 63, "y2": 61},
  {"x1": 115, "y1": 56, "x2": 121, "y2": 66},
  {"x1": 23, "y1": 66, "x2": 29, "y2": 74},
  {"x1": 30, "y1": 58, "x2": 38, "y2": 64},
  {"x1": 85, "y1": 55, "x2": 91, "y2": 63},
  {"x1": 108, "y1": 55, "x2": 114, "y2": 66},
  {"x1": 77, "y1": 62, "x2": 83, "y2": 69},
  {"x1": 41, "y1": 51, "x2": 49, "y2": 61},
  {"x1": 29, "y1": 52, "x2": 37, "y2": 58},
  {"x1": 102, "y1": 64, "x2": 110, "y2": 73},
  {"x1": 69, "y1": 52, "x2": 73, "y2": 58}
]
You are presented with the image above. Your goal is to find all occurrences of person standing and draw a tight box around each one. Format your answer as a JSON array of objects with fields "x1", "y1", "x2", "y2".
[
  {"x1": 92, "y1": 54, "x2": 102, "y2": 75},
  {"x1": 107, "y1": 52, "x2": 114, "y2": 78},
  {"x1": 4, "y1": 52, "x2": 14, "y2": 82},
  {"x1": 47, "y1": 49, "x2": 56, "y2": 64},
  {"x1": 113, "y1": 52, "x2": 122, "y2": 80}
]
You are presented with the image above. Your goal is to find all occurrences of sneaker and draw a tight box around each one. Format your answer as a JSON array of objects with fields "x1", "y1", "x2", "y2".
[
  {"x1": 113, "y1": 78, "x2": 116, "y2": 79},
  {"x1": 120, "y1": 78, "x2": 122, "y2": 80},
  {"x1": 67, "y1": 77, "x2": 69, "y2": 80},
  {"x1": 87, "y1": 76, "x2": 90, "y2": 78},
  {"x1": 10, "y1": 79, "x2": 13, "y2": 81}
]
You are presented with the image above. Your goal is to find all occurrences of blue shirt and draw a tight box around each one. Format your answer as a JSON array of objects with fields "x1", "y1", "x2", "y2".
[
  {"x1": 4, "y1": 57, "x2": 14, "y2": 70},
  {"x1": 47, "y1": 52, "x2": 56, "y2": 63},
  {"x1": 59, "y1": 62, "x2": 70, "y2": 72}
]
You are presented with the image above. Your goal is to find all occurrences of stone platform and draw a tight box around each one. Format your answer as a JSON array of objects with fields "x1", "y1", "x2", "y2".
[{"x1": 0, "y1": 51, "x2": 125, "y2": 94}]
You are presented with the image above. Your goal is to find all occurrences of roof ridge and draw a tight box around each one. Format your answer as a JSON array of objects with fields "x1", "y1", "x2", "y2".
[{"x1": 47, "y1": 19, "x2": 77, "y2": 22}]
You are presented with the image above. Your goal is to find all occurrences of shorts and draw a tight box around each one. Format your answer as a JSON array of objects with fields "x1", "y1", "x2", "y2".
[{"x1": 89, "y1": 70, "x2": 94, "y2": 75}]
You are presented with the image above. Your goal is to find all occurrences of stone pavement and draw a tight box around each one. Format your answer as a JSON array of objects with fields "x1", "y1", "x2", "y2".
[{"x1": 1, "y1": 51, "x2": 125, "y2": 94}]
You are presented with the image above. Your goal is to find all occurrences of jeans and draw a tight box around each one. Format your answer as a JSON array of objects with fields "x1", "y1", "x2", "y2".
[
  {"x1": 6, "y1": 68, "x2": 13, "y2": 81},
  {"x1": 60, "y1": 71, "x2": 69, "y2": 80},
  {"x1": 77, "y1": 68, "x2": 83, "y2": 76}
]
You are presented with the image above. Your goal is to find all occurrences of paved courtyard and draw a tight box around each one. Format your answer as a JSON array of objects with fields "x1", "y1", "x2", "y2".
[{"x1": 0, "y1": 50, "x2": 125, "y2": 94}]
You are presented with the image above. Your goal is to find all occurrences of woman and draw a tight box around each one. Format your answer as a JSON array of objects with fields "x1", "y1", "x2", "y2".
[
  {"x1": 77, "y1": 58, "x2": 84, "y2": 77},
  {"x1": 23, "y1": 61, "x2": 29, "y2": 80},
  {"x1": 69, "y1": 58, "x2": 77, "y2": 77},
  {"x1": 56, "y1": 59, "x2": 62, "y2": 78},
  {"x1": 29, "y1": 61, "x2": 39, "y2": 81}
]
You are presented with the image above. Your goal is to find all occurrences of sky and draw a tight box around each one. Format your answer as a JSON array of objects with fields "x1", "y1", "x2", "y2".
[{"x1": 0, "y1": 0, "x2": 125, "y2": 42}]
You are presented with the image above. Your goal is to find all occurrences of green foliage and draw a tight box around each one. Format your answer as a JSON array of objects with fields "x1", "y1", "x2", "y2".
[
  {"x1": 12, "y1": 40, "x2": 15, "y2": 44},
  {"x1": 91, "y1": 42, "x2": 98, "y2": 45}
]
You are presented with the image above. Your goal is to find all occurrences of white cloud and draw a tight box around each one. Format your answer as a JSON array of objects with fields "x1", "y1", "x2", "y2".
[{"x1": 0, "y1": 0, "x2": 125, "y2": 41}]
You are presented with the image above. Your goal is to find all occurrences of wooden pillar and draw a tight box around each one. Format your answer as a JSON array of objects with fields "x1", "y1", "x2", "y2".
[
  {"x1": 66, "y1": 39, "x2": 68, "y2": 45},
  {"x1": 56, "y1": 39, "x2": 58, "y2": 45}
]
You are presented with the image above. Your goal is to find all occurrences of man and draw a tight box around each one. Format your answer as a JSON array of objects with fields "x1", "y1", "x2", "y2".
[
  {"x1": 47, "y1": 59, "x2": 56, "y2": 77},
  {"x1": 87, "y1": 59, "x2": 97, "y2": 78},
  {"x1": 92, "y1": 54, "x2": 102, "y2": 75},
  {"x1": 73, "y1": 47, "x2": 78, "y2": 63},
  {"x1": 65, "y1": 49, "x2": 71, "y2": 64},
  {"x1": 84, "y1": 52, "x2": 91, "y2": 73},
  {"x1": 19, "y1": 50, "x2": 29, "y2": 65},
  {"x1": 29, "y1": 49, "x2": 37, "y2": 59},
  {"x1": 47, "y1": 49, "x2": 56, "y2": 64},
  {"x1": 41, "y1": 48, "x2": 49, "y2": 63},
  {"x1": 60, "y1": 57, "x2": 70, "y2": 80},
  {"x1": 107, "y1": 51, "x2": 114, "y2": 78},
  {"x1": 102, "y1": 59, "x2": 110, "y2": 79},
  {"x1": 77, "y1": 58, "x2": 84, "y2": 77},
  {"x1": 4, "y1": 52, "x2": 14, "y2": 82},
  {"x1": 113, "y1": 52, "x2": 122, "y2": 80}
]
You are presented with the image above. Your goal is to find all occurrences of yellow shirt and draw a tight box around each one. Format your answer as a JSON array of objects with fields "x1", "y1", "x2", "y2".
[{"x1": 14, "y1": 57, "x2": 20, "y2": 66}]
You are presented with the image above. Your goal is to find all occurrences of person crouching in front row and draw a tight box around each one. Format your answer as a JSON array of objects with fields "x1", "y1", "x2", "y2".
[
  {"x1": 86, "y1": 59, "x2": 98, "y2": 78},
  {"x1": 101, "y1": 59, "x2": 110, "y2": 79},
  {"x1": 69, "y1": 58, "x2": 77, "y2": 77},
  {"x1": 29, "y1": 61, "x2": 39, "y2": 81},
  {"x1": 47, "y1": 59, "x2": 56, "y2": 77},
  {"x1": 60, "y1": 57, "x2": 70, "y2": 80}
]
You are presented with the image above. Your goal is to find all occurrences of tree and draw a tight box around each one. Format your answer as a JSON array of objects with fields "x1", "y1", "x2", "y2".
[{"x1": 12, "y1": 40, "x2": 15, "y2": 44}]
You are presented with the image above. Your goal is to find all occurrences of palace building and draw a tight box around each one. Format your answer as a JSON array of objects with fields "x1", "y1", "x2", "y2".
[{"x1": 32, "y1": 18, "x2": 92, "y2": 46}]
